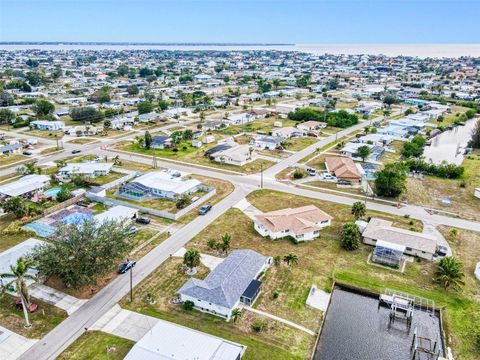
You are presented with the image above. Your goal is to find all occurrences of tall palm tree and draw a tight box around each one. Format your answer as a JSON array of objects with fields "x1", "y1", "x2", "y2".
[
  {"x1": 1, "y1": 257, "x2": 37, "y2": 327},
  {"x1": 183, "y1": 248, "x2": 201, "y2": 273},
  {"x1": 231, "y1": 308, "x2": 242, "y2": 323},
  {"x1": 283, "y1": 253, "x2": 298, "y2": 271},
  {"x1": 434, "y1": 256, "x2": 465, "y2": 291},
  {"x1": 221, "y1": 233, "x2": 231, "y2": 255}
]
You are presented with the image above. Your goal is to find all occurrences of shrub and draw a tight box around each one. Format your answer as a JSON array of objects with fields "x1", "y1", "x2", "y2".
[
  {"x1": 251, "y1": 319, "x2": 265, "y2": 333},
  {"x1": 183, "y1": 300, "x2": 194, "y2": 311},
  {"x1": 293, "y1": 169, "x2": 305, "y2": 179},
  {"x1": 272, "y1": 290, "x2": 280, "y2": 299}
]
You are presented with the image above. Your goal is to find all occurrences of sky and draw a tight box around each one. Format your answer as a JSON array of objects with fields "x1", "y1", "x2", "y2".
[{"x1": 0, "y1": 0, "x2": 479, "y2": 44}]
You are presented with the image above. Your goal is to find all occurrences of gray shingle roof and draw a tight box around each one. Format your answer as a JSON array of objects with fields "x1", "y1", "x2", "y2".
[{"x1": 178, "y1": 249, "x2": 268, "y2": 308}]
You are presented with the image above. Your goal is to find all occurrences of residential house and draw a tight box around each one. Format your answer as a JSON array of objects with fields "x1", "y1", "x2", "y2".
[
  {"x1": 360, "y1": 218, "x2": 438, "y2": 260},
  {"x1": 124, "y1": 319, "x2": 245, "y2": 360},
  {"x1": 118, "y1": 170, "x2": 201, "y2": 201},
  {"x1": 58, "y1": 162, "x2": 113, "y2": 178},
  {"x1": 30, "y1": 120, "x2": 65, "y2": 131},
  {"x1": 0, "y1": 143, "x2": 21, "y2": 156},
  {"x1": 209, "y1": 144, "x2": 253, "y2": 166},
  {"x1": 325, "y1": 156, "x2": 362, "y2": 184},
  {"x1": 0, "y1": 174, "x2": 50, "y2": 199},
  {"x1": 178, "y1": 249, "x2": 271, "y2": 320},
  {"x1": 340, "y1": 142, "x2": 385, "y2": 161},
  {"x1": 271, "y1": 126, "x2": 302, "y2": 139},
  {"x1": 254, "y1": 136, "x2": 283, "y2": 150},
  {"x1": 151, "y1": 136, "x2": 173, "y2": 150},
  {"x1": 254, "y1": 205, "x2": 333, "y2": 241},
  {"x1": 296, "y1": 121, "x2": 326, "y2": 132}
]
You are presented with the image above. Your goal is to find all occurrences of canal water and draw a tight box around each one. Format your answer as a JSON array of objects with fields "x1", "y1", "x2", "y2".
[
  {"x1": 314, "y1": 287, "x2": 444, "y2": 360},
  {"x1": 423, "y1": 118, "x2": 477, "y2": 165}
]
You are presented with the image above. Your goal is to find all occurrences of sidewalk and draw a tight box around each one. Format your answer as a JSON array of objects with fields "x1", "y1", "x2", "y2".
[
  {"x1": 28, "y1": 283, "x2": 87, "y2": 315},
  {"x1": 240, "y1": 306, "x2": 316, "y2": 335},
  {"x1": 233, "y1": 198, "x2": 262, "y2": 220},
  {"x1": 0, "y1": 325, "x2": 37, "y2": 360}
]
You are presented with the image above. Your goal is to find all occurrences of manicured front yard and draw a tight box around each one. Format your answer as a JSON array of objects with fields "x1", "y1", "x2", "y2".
[
  {"x1": 0, "y1": 293, "x2": 67, "y2": 338},
  {"x1": 57, "y1": 331, "x2": 134, "y2": 360}
]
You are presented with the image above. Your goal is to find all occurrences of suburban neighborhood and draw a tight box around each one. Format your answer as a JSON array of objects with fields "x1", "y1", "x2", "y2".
[{"x1": 0, "y1": 42, "x2": 479, "y2": 360}]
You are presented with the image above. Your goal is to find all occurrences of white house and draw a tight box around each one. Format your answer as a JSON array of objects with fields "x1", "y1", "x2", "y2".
[
  {"x1": 118, "y1": 169, "x2": 201, "y2": 201},
  {"x1": 360, "y1": 218, "x2": 438, "y2": 260},
  {"x1": 94, "y1": 205, "x2": 137, "y2": 224},
  {"x1": 254, "y1": 205, "x2": 333, "y2": 242},
  {"x1": 209, "y1": 144, "x2": 253, "y2": 166},
  {"x1": 30, "y1": 120, "x2": 65, "y2": 131},
  {"x1": 254, "y1": 136, "x2": 283, "y2": 150},
  {"x1": 271, "y1": 126, "x2": 302, "y2": 139},
  {"x1": 58, "y1": 162, "x2": 114, "y2": 178},
  {"x1": 124, "y1": 319, "x2": 245, "y2": 360},
  {"x1": 296, "y1": 121, "x2": 326, "y2": 132},
  {"x1": 178, "y1": 249, "x2": 271, "y2": 320},
  {"x1": 275, "y1": 103, "x2": 297, "y2": 114},
  {"x1": 0, "y1": 174, "x2": 50, "y2": 199}
]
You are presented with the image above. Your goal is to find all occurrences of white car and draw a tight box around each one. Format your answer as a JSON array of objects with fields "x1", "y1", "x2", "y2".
[{"x1": 319, "y1": 173, "x2": 337, "y2": 182}]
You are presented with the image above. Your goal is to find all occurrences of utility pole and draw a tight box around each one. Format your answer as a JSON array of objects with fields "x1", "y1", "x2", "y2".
[
  {"x1": 260, "y1": 163, "x2": 263, "y2": 189},
  {"x1": 129, "y1": 266, "x2": 133, "y2": 302}
]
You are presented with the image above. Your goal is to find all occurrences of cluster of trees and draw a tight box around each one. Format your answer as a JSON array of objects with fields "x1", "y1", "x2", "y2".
[
  {"x1": 0, "y1": 196, "x2": 42, "y2": 219},
  {"x1": 0, "y1": 108, "x2": 15, "y2": 124},
  {"x1": 32, "y1": 219, "x2": 134, "y2": 288},
  {"x1": 341, "y1": 222, "x2": 361, "y2": 250},
  {"x1": 402, "y1": 158, "x2": 464, "y2": 179},
  {"x1": 70, "y1": 106, "x2": 105, "y2": 123},
  {"x1": 88, "y1": 86, "x2": 111, "y2": 103},
  {"x1": 137, "y1": 101, "x2": 154, "y2": 114},
  {"x1": 402, "y1": 135, "x2": 426, "y2": 158},
  {"x1": 32, "y1": 99, "x2": 55, "y2": 118},
  {"x1": 288, "y1": 108, "x2": 358, "y2": 128},
  {"x1": 374, "y1": 163, "x2": 408, "y2": 198}
]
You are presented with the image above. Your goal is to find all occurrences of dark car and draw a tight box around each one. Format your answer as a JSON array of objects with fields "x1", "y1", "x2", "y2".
[
  {"x1": 199, "y1": 204, "x2": 212, "y2": 215},
  {"x1": 22, "y1": 151, "x2": 33, "y2": 156},
  {"x1": 71, "y1": 149, "x2": 81, "y2": 154},
  {"x1": 136, "y1": 216, "x2": 151, "y2": 224},
  {"x1": 118, "y1": 259, "x2": 136, "y2": 274}
]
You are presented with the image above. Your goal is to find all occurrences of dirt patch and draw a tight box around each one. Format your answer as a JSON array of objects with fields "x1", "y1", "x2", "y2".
[{"x1": 44, "y1": 271, "x2": 118, "y2": 299}]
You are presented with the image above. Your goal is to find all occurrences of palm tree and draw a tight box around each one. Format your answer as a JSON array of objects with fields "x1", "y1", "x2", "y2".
[
  {"x1": 434, "y1": 256, "x2": 465, "y2": 291},
  {"x1": 1, "y1": 257, "x2": 37, "y2": 327},
  {"x1": 183, "y1": 248, "x2": 201, "y2": 273},
  {"x1": 283, "y1": 253, "x2": 298, "y2": 271},
  {"x1": 231, "y1": 308, "x2": 242, "y2": 323},
  {"x1": 221, "y1": 233, "x2": 231, "y2": 255}
]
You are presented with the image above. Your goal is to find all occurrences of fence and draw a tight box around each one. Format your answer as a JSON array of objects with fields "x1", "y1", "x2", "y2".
[{"x1": 86, "y1": 186, "x2": 216, "y2": 221}]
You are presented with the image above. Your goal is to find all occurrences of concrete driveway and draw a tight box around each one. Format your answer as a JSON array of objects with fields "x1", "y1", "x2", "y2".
[{"x1": 0, "y1": 326, "x2": 37, "y2": 360}]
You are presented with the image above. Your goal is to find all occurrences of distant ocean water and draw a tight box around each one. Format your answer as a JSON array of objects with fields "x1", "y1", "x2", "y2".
[{"x1": 1, "y1": 43, "x2": 479, "y2": 58}]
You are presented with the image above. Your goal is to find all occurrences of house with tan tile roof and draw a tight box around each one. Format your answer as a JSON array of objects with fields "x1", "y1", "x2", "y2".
[
  {"x1": 254, "y1": 205, "x2": 333, "y2": 242},
  {"x1": 325, "y1": 156, "x2": 362, "y2": 184}
]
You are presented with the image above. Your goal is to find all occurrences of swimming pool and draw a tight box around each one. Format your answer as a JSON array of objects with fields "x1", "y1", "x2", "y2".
[
  {"x1": 23, "y1": 221, "x2": 56, "y2": 238},
  {"x1": 44, "y1": 187, "x2": 62, "y2": 198}
]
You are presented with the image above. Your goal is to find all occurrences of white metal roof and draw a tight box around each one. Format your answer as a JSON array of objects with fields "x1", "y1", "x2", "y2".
[
  {"x1": 124, "y1": 320, "x2": 244, "y2": 360},
  {"x1": 60, "y1": 162, "x2": 113, "y2": 175},
  {"x1": 132, "y1": 170, "x2": 200, "y2": 195},
  {"x1": 0, "y1": 174, "x2": 50, "y2": 197},
  {"x1": 94, "y1": 205, "x2": 137, "y2": 224},
  {"x1": 376, "y1": 239, "x2": 406, "y2": 253}
]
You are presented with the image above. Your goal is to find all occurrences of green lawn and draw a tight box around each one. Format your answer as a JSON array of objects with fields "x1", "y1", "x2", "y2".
[
  {"x1": 0, "y1": 213, "x2": 34, "y2": 252},
  {"x1": 122, "y1": 142, "x2": 198, "y2": 159},
  {"x1": 428, "y1": 105, "x2": 471, "y2": 127},
  {"x1": 282, "y1": 137, "x2": 318, "y2": 152},
  {"x1": 20, "y1": 129, "x2": 64, "y2": 140},
  {"x1": 57, "y1": 331, "x2": 134, "y2": 360},
  {"x1": 66, "y1": 138, "x2": 98, "y2": 145},
  {"x1": 88, "y1": 171, "x2": 125, "y2": 186},
  {"x1": 0, "y1": 293, "x2": 67, "y2": 338},
  {"x1": 217, "y1": 118, "x2": 297, "y2": 136},
  {"x1": 0, "y1": 154, "x2": 28, "y2": 167}
]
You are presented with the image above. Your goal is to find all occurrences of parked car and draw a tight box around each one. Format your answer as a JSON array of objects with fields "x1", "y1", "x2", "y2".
[
  {"x1": 307, "y1": 168, "x2": 316, "y2": 176},
  {"x1": 22, "y1": 151, "x2": 32, "y2": 156},
  {"x1": 71, "y1": 149, "x2": 81, "y2": 154},
  {"x1": 136, "y1": 216, "x2": 151, "y2": 224},
  {"x1": 199, "y1": 204, "x2": 212, "y2": 215},
  {"x1": 127, "y1": 226, "x2": 138, "y2": 234},
  {"x1": 436, "y1": 245, "x2": 448, "y2": 257},
  {"x1": 118, "y1": 259, "x2": 136, "y2": 274}
]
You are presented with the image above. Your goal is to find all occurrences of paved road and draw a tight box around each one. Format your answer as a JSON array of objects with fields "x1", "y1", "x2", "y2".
[
  {"x1": 20, "y1": 185, "x2": 250, "y2": 360},
  {"x1": 18, "y1": 110, "x2": 480, "y2": 359}
]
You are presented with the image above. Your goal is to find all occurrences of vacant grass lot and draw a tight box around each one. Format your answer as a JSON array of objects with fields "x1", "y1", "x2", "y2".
[
  {"x1": 428, "y1": 105, "x2": 471, "y2": 126},
  {"x1": 57, "y1": 331, "x2": 134, "y2": 360},
  {"x1": 122, "y1": 142, "x2": 198, "y2": 159},
  {"x1": 184, "y1": 190, "x2": 478, "y2": 359},
  {"x1": 0, "y1": 293, "x2": 67, "y2": 338},
  {"x1": 121, "y1": 258, "x2": 313, "y2": 360},
  {"x1": 66, "y1": 138, "x2": 98, "y2": 145},
  {"x1": 402, "y1": 151, "x2": 480, "y2": 220},
  {"x1": 217, "y1": 118, "x2": 297, "y2": 136},
  {"x1": 20, "y1": 129, "x2": 64, "y2": 140},
  {"x1": 0, "y1": 154, "x2": 28, "y2": 167},
  {"x1": 282, "y1": 137, "x2": 318, "y2": 152}
]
